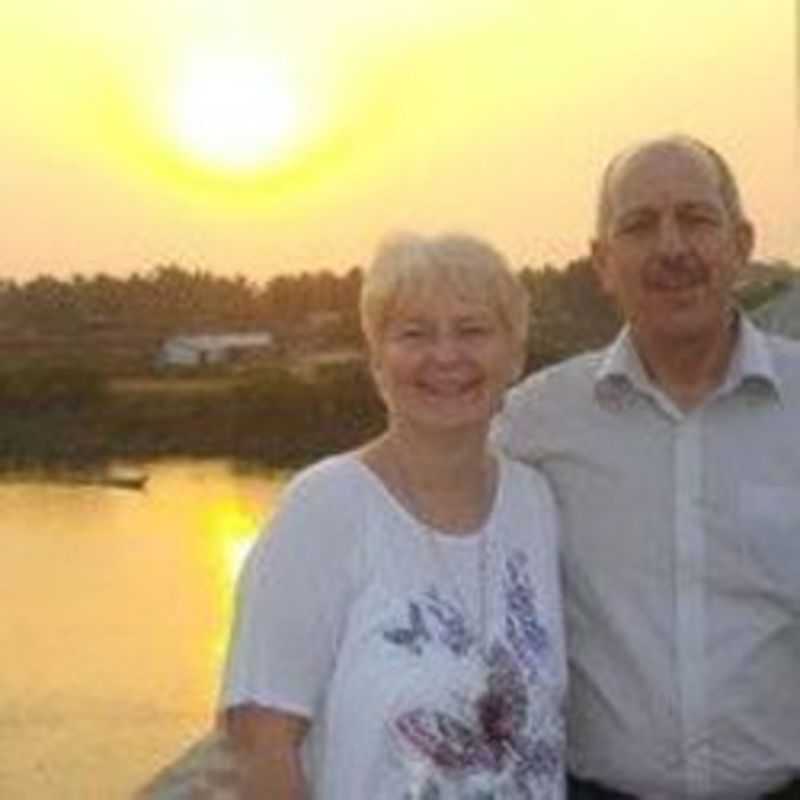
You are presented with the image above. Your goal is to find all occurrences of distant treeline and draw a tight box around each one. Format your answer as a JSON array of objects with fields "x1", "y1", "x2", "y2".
[
  {"x1": 0, "y1": 263, "x2": 363, "y2": 339},
  {"x1": 0, "y1": 257, "x2": 793, "y2": 352}
]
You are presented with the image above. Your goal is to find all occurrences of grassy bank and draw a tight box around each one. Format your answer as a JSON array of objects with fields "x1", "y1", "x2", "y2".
[{"x1": 0, "y1": 364, "x2": 384, "y2": 468}]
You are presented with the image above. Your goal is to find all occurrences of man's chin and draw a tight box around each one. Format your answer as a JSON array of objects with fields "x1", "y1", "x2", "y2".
[
  {"x1": 648, "y1": 314, "x2": 722, "y2": 345},
  {"x1": 651, "y1": 284, "x2": 706, "y2": 308}
]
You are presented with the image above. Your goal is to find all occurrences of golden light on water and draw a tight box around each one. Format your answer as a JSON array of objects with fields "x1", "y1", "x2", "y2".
[
  {"x1": 195, "y1": 493, "x2": 263, "y2": 663},
  {"x1": 0, "y1": 463, "x2": 290, "y2": 797},
  {"x1": 200, "y1": 496, "x2": 260, "y2": 586}
]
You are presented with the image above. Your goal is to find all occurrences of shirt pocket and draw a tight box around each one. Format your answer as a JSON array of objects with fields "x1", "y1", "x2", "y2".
[{"x1": 738, "y1": 482, "x2": 800, "y2": 607}]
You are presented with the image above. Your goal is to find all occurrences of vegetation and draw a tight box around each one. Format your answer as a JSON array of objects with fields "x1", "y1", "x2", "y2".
[
  {"x1": 0, "y1": 362, "x2": 383, "y2": 468},
  {"x1": 0, "y1": 257, "x2": 795, "y2": 467}
]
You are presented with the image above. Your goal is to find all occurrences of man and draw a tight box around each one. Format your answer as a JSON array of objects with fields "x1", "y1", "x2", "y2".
[{"x1": 494, "y1": 135, "x2": 800, "y2": 799}]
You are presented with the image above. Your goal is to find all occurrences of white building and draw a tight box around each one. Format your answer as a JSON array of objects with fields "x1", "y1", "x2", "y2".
[{"x1": 157, "y1": 332, "x2": 274, "y2": 368}]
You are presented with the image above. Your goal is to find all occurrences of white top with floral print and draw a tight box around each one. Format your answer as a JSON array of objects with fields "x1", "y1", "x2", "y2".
[{"x1": 220, "y1": 453, "x2": 566, "y2": 800}]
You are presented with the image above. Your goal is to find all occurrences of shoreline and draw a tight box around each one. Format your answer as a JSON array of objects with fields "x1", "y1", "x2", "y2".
[{"x1": 0, "y1": 363, "x2": 384, "y2": 470}]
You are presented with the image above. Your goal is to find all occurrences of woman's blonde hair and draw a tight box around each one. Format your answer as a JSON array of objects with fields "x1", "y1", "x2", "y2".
[{"x1": 360, "y1": 232, "x2": 530, "y2": 352}]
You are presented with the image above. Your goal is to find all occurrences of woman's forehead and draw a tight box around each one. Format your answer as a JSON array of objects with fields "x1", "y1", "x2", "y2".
[
  {"x1": 396, "y1": 269, "x2": 487, "y2": 299},
  {"x1": 389, "y1": 288, "x2": 495, "y2": 319}
]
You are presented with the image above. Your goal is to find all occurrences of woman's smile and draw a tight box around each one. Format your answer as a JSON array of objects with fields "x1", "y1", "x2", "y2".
[{"x1": 373, "y1": 292, "x2": 518, "y2": 432}]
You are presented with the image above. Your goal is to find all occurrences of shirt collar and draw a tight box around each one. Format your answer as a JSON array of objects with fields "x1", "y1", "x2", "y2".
[
  {"x1": 723, "y1": 314, "x2": 781, "y2": 397},
  {"x1": 593, "y1": 313, "x2": 783, "y2": 410}
]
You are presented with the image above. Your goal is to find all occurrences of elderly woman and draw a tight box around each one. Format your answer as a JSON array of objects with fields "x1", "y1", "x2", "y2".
[{"x1": 220, "y1": 233, "x2": 566, "y2": 799}]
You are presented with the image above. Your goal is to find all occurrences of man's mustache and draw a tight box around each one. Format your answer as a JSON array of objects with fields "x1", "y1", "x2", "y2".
[{"x1": 642, "y1": 258, "x2": 707, "y2": 290}]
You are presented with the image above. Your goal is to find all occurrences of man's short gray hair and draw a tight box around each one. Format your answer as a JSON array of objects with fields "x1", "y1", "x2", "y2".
[{"x1": 595, "y1": 134, "x2": 745, "y2": 237}]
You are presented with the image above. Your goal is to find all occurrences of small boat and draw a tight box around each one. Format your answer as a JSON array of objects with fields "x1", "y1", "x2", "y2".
[
  {"x1": 99, "y1": 472, "x2": 149, "y2": 491},
  {"x1": 67, "y1": 470, "x2": 149, "y2": 491},
  {"x1": 0, "y1": 466, "x2": 149, "y2": 492}
]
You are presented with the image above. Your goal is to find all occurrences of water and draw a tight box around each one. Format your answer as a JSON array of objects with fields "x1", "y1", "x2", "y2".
[{"x1": 0, "y1": 459, "x2": 290, "y2": 799}]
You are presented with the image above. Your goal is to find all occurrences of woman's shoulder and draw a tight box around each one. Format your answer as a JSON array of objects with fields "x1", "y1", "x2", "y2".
[
  {"x1": 248, "y1": 453, "x2": 372, "y2": 571},
  {"x1": 268, "y1": 452, "x2": 389, "y2": 545},
  {"x1": 282, "y1": 452, "x2": 371, "y2": 503}
]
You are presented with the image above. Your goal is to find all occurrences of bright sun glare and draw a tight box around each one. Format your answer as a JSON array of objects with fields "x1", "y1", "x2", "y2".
[{"x1": 170, "y1": 52, "x2": 298, "y2": 171}]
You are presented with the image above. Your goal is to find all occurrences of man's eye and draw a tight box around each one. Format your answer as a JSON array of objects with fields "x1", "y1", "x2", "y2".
[
  {"x1": 684, "y1": 214, "x2": 717, "y2": 227},
  {"x1": 619, "y1": 218, "x2": 652, "y2": 234}
]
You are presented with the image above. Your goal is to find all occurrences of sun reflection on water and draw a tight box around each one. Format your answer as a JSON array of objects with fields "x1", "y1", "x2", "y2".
[
  {"x1": 0, "y1": 461, "x2": 291, "y2": 798},
  {"x1": 196, "y1": 494, "x2": 263, "y2": 665},
  {"x1": 205, "y1": 499, "x2": 260, "y2": 583}
]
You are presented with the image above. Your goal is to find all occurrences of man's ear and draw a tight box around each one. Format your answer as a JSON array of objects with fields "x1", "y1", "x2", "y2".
[
  {"x1": 591, "y1": 237, "x2": 614, "y2": 296},
  {"x1": 734, "y1": 219, "x2": 755, "y2": 265}
]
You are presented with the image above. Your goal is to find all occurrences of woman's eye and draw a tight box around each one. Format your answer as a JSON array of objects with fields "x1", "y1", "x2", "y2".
[
  {"x1": 461, "y1": 325, "x2": 489, "y2": 337},
  {"x1": 398, "y1": 327, "x2": 425, "y2": 340}
]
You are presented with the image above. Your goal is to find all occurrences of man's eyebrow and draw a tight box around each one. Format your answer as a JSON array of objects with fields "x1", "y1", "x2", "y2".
[
  {"x1": 614, "y1": 200, "x2": 722, "y2": 221},
  {"x1": 677, "y1": 201, "x2": 722, "y2": 214},
  {"x1": 614, "y1": 206, "x2": 655, "y2": 223}
]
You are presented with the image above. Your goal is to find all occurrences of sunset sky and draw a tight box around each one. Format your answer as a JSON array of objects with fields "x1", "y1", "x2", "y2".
[{"x1": 0, "y1": 1, "x2": 797, "y2": 282}]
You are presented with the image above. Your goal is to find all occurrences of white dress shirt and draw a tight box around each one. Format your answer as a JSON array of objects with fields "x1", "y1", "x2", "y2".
[{"x1": 494, "y1": 316, "x2": 800, "y2": 800}]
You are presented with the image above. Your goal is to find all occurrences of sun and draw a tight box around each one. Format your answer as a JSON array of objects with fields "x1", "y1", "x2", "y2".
[{"x1": 170, "y1": 51, "x2": 299, "y2": 171}]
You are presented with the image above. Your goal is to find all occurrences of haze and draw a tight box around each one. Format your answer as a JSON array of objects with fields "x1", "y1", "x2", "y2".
[{"x1": 0, "y1": 1, "x2": 797, "y2": 281}]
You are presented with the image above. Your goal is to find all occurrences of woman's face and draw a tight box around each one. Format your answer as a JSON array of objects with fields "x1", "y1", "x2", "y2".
[{"x1": 370, "y1": 287, "x2": 519, "y2": 436}]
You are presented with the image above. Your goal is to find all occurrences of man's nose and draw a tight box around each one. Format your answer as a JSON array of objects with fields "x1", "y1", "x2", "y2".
[{"x1": 655, "y1": 216, "x2": 689, "y2": 260}]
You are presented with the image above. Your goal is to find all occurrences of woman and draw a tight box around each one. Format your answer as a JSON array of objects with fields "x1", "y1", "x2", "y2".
[{"x1": 220, "y1": 232, "x2": 565, "y2": 799}]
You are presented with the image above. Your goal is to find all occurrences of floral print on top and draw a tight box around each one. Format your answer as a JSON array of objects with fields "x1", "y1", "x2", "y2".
[
  {"x1": 221, "y1": 454, "x2": 564, "y2": 800},
  {"x1": 382, "y1": 549, "x2": 564, "y2": 799}
]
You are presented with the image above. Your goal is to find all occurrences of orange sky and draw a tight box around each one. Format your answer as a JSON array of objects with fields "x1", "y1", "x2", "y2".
[{"x1": 0, "y1": 1, "x2": 797, "y2": 281}]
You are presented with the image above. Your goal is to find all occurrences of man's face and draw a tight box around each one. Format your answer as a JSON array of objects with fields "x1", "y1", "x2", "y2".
[{"x1": 592, "y1": 144, "x2": 754, "y2": 349}]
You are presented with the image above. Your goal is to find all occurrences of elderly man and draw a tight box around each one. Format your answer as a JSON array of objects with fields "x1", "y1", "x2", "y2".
[{"x1": 494, "y1": 135, "x2": 800, "y2": 799}]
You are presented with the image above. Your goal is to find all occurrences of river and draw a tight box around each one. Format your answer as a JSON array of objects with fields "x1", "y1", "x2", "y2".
[{"x1": 0, "y1": 459, "x2": 290, "y2": 799}]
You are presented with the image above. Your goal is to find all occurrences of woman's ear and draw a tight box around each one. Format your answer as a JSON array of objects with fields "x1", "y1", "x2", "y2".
[
  {"x1": 368, "y1": 349, "x2": 381, "y2": 379},
  {"x1": 368, "y1": 351, "x2": 386, "y2": 402}
]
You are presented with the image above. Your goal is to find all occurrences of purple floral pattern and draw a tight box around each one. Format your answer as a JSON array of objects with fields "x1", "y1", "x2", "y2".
[
  {"x1": 383, "y1": 549, "x2": 563, "y2": 798},
  {"x1": 382, "y1": 600, "x2": 432, "y2": 656}
]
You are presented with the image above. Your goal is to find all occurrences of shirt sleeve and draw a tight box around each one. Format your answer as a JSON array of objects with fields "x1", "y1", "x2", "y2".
[
  {"x1": 218, "y1": 460, "x2": 361, "y2": 720},
  {"x1": 491, "y1": 379, "x2": 542, "y2": 462}
]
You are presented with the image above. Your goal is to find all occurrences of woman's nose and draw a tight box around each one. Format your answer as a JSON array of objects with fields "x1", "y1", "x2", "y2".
[{"x1": 429, "y1": 331, "x2": 462, "y2": 362}]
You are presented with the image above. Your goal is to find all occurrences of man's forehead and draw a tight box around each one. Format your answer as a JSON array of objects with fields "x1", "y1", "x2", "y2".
[{"x1": 609, "y1": 143, "x2": 723, "y2": 212}]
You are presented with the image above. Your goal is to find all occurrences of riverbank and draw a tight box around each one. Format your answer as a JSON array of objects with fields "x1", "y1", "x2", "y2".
[{"x1": 0, "y1": 364, "x2": 384, "y2": 469}]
